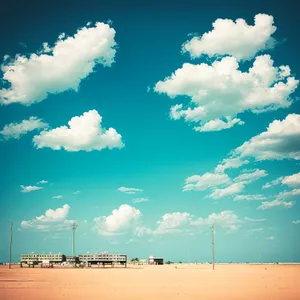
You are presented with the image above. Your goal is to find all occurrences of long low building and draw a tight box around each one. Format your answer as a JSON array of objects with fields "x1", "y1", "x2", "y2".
[
  {"x1": 78, "y1": 253, "x2": 127, "y2": 266},
  {"x1": 20, "y1": 253, "x2": 66, "y2": 267},
  {"x1": 20, "y1": 253, "x2": 127, "y2": 267}
]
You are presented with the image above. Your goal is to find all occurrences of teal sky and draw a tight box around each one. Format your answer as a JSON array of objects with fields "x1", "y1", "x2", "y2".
[{"x1": 1, "y1": 0, "x2": 300, "y2": 263}]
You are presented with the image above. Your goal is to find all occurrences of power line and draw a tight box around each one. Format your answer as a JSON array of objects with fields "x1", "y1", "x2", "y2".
[
  {"x1": 71, "y1": 222, "x2": 78, "y2": 257},
  {"x1": 211, "y1": 224, "x2": 215, "y2": 270},
  {"x1": 9, "y1": 223, "x2": 13, "y2": 269}
]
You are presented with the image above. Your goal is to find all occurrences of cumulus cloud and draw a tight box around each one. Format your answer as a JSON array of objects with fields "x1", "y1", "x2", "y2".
[
  {"x1": 262, "y1": 177, "x2": 284, "y2": 189},
  {"x1": 281, "y1": 173, "x2": 300, "y2": 188},
  {"x1": 234, "y1": 114, "x2": 300, "y2": 161},
  {"x1": 0, "y1": 117, "x2": 48, "y2": 140},
  {"x1": 132, "y1": 198, "x2": 149, "y2": 203},
  {"x1": 257, "y1": 199, "x2": 294, "y2": 210},
  {"x1": 215, "y1": 157, "x2": 249, "y2": 173},
  {"x1": 155, "y1": 55, "x2": 298, "y2": 132},
  {"x1": 21, "y1": 204, "x2": 71, "y2": 231},
  {"x1": 0, "y1": 22, "x2": 117, "y2": 105},
  {"x1": 94, "y1": 204, "x2": 141, "y2": 236},
  {"x1": 208, "y1": 169, "x2": 267, "y2": 199},
  {"x1": 234, "y1": 194, "x2": 268, "y2": 201},
  {"x1": 117, "y1": 187, "x2": 143, "y2": 194},
  {"x1": 182, "y1": 14, "x2": 276, "y2": 61},
  {"x1": 33, "y1": 110, "x2": 123, "y2": 152},
  {"x1": 20, "y1": 185, "x2": 43, "y2": 193},
  {"x1": 136, "y1": 210, "x2": 241, "y2": 236},
  {"x1": 183, "y1": 172, "x2": 230, "y2": 191}
]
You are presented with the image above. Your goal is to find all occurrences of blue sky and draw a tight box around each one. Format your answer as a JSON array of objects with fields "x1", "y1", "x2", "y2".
[{"x1": 1, "y1": 0, "x2": 300, "y2": 263}]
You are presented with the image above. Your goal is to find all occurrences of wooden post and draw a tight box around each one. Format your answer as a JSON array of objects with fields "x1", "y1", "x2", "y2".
[
  {"x1": 9, "y1": 223, "x2": 13, "y2": 269},
  {"x1": 212, "y1": 224, "x2": 215, "y2": 270}
]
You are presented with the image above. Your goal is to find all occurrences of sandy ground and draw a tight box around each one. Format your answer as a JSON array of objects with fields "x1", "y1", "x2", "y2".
[{"x1": 1, "y1": 264, "x2": 300, "y2": 300}]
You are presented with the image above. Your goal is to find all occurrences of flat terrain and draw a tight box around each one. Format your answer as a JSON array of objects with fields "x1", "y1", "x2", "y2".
[{"x1": 1, "y1": 264, "x2": 300, "y2": 300}]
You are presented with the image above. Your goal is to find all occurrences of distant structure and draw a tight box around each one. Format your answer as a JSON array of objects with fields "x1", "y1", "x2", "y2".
[
  {"x1": 20, "y1": 252, "x2": 127, "y2": 268},
  {"x1": 71, "y1": 222, "x2": 78, "y2": 257},
  {"x1": 78, "y1": 253, "x2": 127, "y2": 267},
  {"x1": 148, "y1": 255, "x2": 164, "y2": 265},
  {"x1": 20, "y1": 253, "x2": 66, "y2": 268}
]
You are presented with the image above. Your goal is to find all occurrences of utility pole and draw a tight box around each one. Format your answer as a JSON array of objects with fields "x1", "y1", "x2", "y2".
[
  {"x1": 9, "y1": 223, "x2": 13, "y2": 269},
  {"x1": 71, "y1": 223, "x2": 78, "y2": 257},
  {"x1": 211, "y1": 224, "x2": 215, "y2": 270}
]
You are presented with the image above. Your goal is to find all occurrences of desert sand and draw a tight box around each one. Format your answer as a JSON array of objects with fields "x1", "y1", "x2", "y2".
[{"x1": 1, "y1": 264, "x2": 300, "y2": 300}]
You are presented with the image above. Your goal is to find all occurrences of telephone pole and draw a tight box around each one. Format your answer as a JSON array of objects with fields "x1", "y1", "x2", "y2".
[
  {"x1": 211, "y1": 224, "x2": 215, "y2": 270},
  {"x1": 71, "y1": 223, "x2": 78, "y2": 257},
  {"x1": 9, "y1": 223, "x2": 13, "y2": 269}
]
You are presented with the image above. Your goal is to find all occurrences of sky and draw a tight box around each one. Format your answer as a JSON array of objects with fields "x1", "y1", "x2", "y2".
[{"x1": 1, "y1": 0, "x2": 300, "y2": 263}]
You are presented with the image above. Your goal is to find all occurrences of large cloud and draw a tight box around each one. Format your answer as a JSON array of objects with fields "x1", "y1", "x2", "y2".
[
  {"x1": 33, "y1": 110, "x2": 123, "y2": 152},
  {"x1": 21, "y1": 204, "x2": 72, "y2": 231},
  {"x1": 234, "y1": 114, "x2": 300, "y2": 160},
  {"x1": 0, "y1": 22, "x2": 116, "y2": 105},
  {"x1": 136, "y1": 210, "x2": 241, "y2": 236},
  {"x1": 182, "y1": 14, "x2": 276, "y2": 61},
  {"x1": 0, "y1": 117, "x2": 48, "y2": 140},
  {"x1": 155, "y1": 55, "x2": 298, "y2": 131},
  {"x1": 94, "y1": 204, "x2": 141, "y2": 236}
]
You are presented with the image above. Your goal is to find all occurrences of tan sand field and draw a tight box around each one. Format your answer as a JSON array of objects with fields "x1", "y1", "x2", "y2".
[{"x1": 1, "y1": 264, "x2": 300, "y2": 300}]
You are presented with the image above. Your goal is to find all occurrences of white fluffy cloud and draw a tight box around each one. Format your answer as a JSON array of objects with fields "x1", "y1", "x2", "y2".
[
  {"x1": 136, "y1": 210, "x2": 241, "y2": 236},
  {"x1": 281, "y1": 173, "x2": 300, "y2": 188},
  {"x1": 21, "y1": 204, "x2": 71, "y2": 231},
  {"x1": 194, "y1": 117, "x2": 244, "y2": 132},
  {"x1": 33, "y1": 110, "x2": 123, "y2": 152},
  {"x1": 155, "y1": 212, "x2": 193, "y2": 234},
  {"x1": 52, "y1": 195, "x2": 63, "y2": 199},
  {"x1": 209, "y1": 182, "x2": 245, "y2": 199},
  {"x1": 215, "y1": 157, "x2": 249, "y2": 173},
  {"x1": 257, "y1": 199, "x2": 294, "y2": 210},
  {"x1": 234, "y1": 194, "x2": 268, "y2": 201},
  {"x1": 20, "y1": 185, "x2": 43, "y2": 193},
  {"x1": 208, "y1": 169, "x2": 267, "y2": 199},
  {"x1": 182, "y1": 14, "x2": 276, "y2": 61},
  {"x1": 0, "y1": 22, "x2": 116, "y2": 105},
  {"x1": 234, "y1": 114, "x2": 300, "y2": 161},
  {"x1": 155, "y1": 55, "x2": 298, "y2": 132},
  {"x1": 94, "y1": 204, "x2": 141, "y2": 236},
  {"x1": 0, "y1": 117, "x2": 48, "y2": 140},
  {"x1": 117, "y1": 187, "x2": 143, "y2": 194},
  {"x1": 183, "y1": 172, "x2": 230, "y2": 191},
  {"x1": 262, "y1": 177, "x2": 284, "y2": 189}
]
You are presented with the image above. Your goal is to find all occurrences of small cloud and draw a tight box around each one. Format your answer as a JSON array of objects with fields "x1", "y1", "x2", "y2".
[
  {"x1": 117, "y1": 187, "x2": 143, "y2": 194},
  {"x1": 37, "y1": 180, "x2": 48, "y2": 184},
  {"x1": 247, "y1": 228, "x2": 263, "y2": 234},
  {"x1": 73, "y1": 191, "x2": 80, "y2": 195},
  {"x1": 244, "y1": 217, "x2": 266, "y2": 222},
  {"x1": 86, "y1": 21, "x2": 92, "y2": 26},
  {"x1": 292, "y1": 220, "x2": 300, "y2": 224},
  {"x1": 132, "y1": 197, "x2": 149, "y2": 203},
  {"x1": 52, "y1": 195, "x2": 63, "y2": 199},
  {"x1": 21, "y1": 185, "x2": 43, "y2": 193},
  {"x1": 147, "y1": 86, "x2": 151, "y2": 93},
  {"x1": 267, "y1": 236, "x2": 275, "y2": 240},
  {"x1": 17, "y1": 228, "x2": 21, "y2": 232}
]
